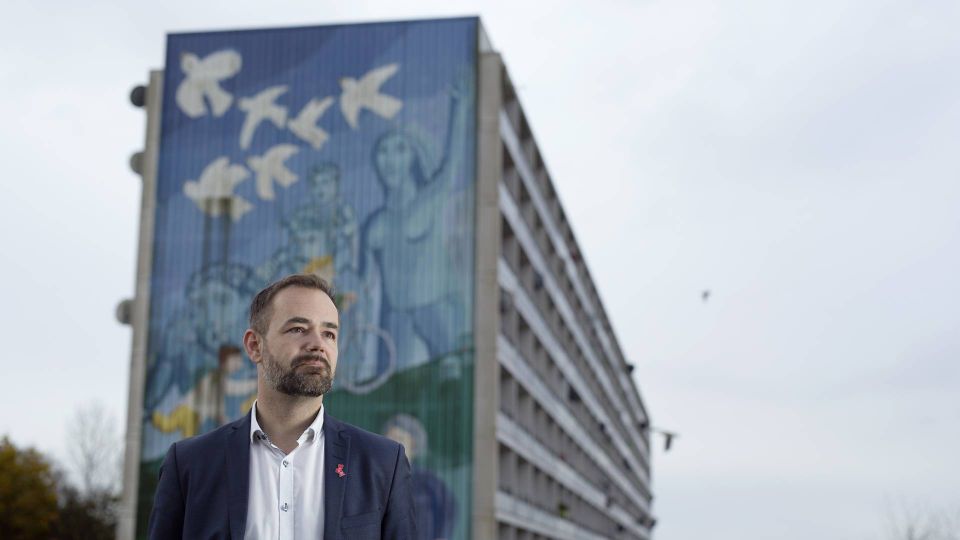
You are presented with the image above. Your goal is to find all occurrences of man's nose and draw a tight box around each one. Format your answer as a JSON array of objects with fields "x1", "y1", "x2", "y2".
[{"x1": 305, "y1": 330, "x2": 326, "y2": 353}]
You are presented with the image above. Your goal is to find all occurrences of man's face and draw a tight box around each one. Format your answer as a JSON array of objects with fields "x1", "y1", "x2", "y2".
[
  {"x1": 255, "y1": 287, "x2": 339, "y2": 397},
  {"x1": 310, "y1": 169, "x2": 339, "y2": 203}
]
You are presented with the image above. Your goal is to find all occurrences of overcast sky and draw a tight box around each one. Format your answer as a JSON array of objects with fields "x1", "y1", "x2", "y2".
[{"x1": 2, "y1": 1, "x2": 958, "y2": 539}]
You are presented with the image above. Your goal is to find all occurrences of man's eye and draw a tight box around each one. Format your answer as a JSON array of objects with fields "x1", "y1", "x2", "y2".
[
  {"x1": 288, "y1": 327, "x2": 306, "y2": 334},
  {"x1": 324, "y1": 331, "x2": 337, "y2": 340}
]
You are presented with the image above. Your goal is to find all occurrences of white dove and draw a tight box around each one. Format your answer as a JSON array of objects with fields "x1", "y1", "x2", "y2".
[
  {"x1": 288, "y1": 96, "x2": 335, "y2": 149},
  {"x1": 182, "y1": 156, "x2": 253, "y2": 221},
  {"x1": 238, "y1": 85, "x2": 289, "y2": 149},
  {"x1": 247, "y1": 144, "x2": 299, "y2": 200},
  {"x1": 339, "y1": 63, "x2": 403, "y2": 129},
  {"x1": 175, "y1": 50, "x2": 242, "y2": 118}
]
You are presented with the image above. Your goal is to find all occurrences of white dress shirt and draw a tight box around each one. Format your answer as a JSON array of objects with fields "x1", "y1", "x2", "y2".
[{"x1": 244, "y1": 402, "x2": 326, "y2": 539}]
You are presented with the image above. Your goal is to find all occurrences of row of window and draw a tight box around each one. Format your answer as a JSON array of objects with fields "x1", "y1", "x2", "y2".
[
  {"x1": 500, "y1": 211, "x2": 651, "y2": 483},
  {"x1": 496, "y1": 523, "x2": 550, "y2": 540},
  {"x1": 500, "y1": 300, "x2": 617, "y2": 471},
  {"x1": 500, "y1": 370, "x2": 645, "y2": 519},
  {"x1": 497, "y1": 442, "x2": 645, "y2": 539},
  {"x1": 499, "y1": 341, "x2": 649, "y2": 524},
  {"x1": 499, "y1": 85, "x2": 624, "y2": 376},
  {"x1": 500, "y1": 137, "x2": 650, "y2": 464}
]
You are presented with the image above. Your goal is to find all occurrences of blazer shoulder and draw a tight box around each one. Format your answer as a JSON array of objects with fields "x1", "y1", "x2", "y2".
[{"x1": 327, "y1": 414, "x2": 401, "y2": 455}]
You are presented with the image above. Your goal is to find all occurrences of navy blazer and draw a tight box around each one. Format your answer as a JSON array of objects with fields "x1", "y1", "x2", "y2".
[{"x1": 147, "y1": 411, "x2": 417, "y2": 539}]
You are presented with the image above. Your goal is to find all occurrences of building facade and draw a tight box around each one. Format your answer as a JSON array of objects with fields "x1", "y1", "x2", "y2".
[{"x1": 119, "y1": 17, "x2": 653, "y2": 540}]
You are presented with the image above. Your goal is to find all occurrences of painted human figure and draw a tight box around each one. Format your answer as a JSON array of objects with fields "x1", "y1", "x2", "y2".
[
  {"x1": 362, "y1": 77, "x2": 473, "y2": 371},
  {"x1": 383, "y1": 414, "x2": 456, "y2": 540},
  {"x1": 146, "y1": 263, "x2": 259, "y2": 439},
  {"x1": 258, "y1": 162, "x2": 359, "y2": 286}
]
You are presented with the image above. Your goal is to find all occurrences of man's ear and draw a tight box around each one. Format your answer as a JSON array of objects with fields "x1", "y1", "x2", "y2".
[{"x1": 243, "y1": 329, "x2": 263, "y2": 364}]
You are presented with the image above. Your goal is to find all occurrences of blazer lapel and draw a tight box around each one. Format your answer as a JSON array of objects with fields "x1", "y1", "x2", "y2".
[
  {"x1": 323, "y1": 412, "x2": 350, "y2": 540},
  {"x1": 225, "y1": 413, "x2": 251, "y2": 540}
]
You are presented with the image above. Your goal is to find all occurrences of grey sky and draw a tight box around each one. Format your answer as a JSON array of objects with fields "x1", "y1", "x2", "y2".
[{"x1": 1, "y1": 1, "x2": 958, "y2": 539}]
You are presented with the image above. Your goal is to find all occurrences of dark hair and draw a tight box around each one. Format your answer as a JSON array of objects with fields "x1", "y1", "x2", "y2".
[
  {"x1": 307, "y1": 162, "x2": 340, "y2": 185},
  {"x1": 248, "y1": 274, "x2": 336, "y2": 334}
]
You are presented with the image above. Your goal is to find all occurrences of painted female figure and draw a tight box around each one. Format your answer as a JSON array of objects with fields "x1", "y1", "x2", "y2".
[{"x1": 361, "y1": 77, "x2": 474, "y2": 372}]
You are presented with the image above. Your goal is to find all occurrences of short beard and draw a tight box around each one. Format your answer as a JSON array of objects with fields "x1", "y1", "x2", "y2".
[{"x1": 262, "y1": 347, "x2": 333, "y2": 397}]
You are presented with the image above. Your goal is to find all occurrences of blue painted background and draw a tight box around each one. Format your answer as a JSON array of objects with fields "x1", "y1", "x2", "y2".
[{"x1": 137, "y1": 18, "x2": 477, "y2": 539}]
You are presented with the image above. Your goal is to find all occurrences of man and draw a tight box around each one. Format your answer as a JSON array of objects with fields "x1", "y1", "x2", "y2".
[{"x1": 148, "y1": 274, "x2": 417, "y2": 539}]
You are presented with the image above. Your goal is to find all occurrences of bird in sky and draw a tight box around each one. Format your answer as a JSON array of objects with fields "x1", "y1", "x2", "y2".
[
  {"x1": 182, "y1": 156, "x2": 252, "y2": 221},
  {"x1": 247, "y1": 144, "x2": 299, "y2": 201},
  {"x1": 702, "y1": 290, "x2": 711, "y2": 302},
  {"x1": 339, "y1": 63, "x2": 403, "y2": 129},
  {"x1": 175, "y1": 49, "x2": 242, "y2": 118},
  {"x1": 288, "y1": 96, "x2": 335, "y2": 149},
  {"x1": 238, "y1": 85, "x2": 289, "y2": 149}
]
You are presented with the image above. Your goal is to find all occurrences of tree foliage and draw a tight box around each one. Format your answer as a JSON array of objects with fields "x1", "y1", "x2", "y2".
[
  {"x1": 49, "y1": 483, "x2": 118, "y2": 540},
  {"x1": 0, "y1": 436, "x2": 60, "y2": 539},
  {"x1": 0, "y1": 435, "x2": 119, "y2": 540}
]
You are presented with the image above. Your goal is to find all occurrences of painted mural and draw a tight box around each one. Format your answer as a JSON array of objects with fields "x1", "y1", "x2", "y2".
[{"x1": 137, "y1": 19, "x2": 478, "y2": 539}]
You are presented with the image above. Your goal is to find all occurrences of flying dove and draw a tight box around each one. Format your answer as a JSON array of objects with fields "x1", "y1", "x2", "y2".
[
  {"x1": 339, "y1": 64, "x2": 403, "y2": 129},
  {"x1": 175, "y1": 50, "x2": 242, "y2": 118},
  {"x1": 238, "y1": 86, "x2": 289, "y2": 149},
  {"x1": 288, "y1": 96, "x2": 335, "y2": 149},
  {"x1": 182, "y1": 156, "x2": 253, "y2": 221},
  {"x1": 247, "y1": 144, "x2": 299, "y2": 200}
]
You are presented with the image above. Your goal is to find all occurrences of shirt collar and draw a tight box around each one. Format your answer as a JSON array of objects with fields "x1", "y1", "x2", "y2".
[
  {"x1": 249, "y1": 400, "x2": 325, "y2": 444},
  {"x1": 301, "y1": 403, "x2": 325, "y2": 443}
]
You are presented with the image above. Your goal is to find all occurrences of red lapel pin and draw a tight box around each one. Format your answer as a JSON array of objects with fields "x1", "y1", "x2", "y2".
[{"x1": 335, "y1": 463, "x2": 346, "y2": 478}]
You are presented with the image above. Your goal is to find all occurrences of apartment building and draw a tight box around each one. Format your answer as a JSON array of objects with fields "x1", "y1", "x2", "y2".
[
  {"x1": 474, "y1": 47, "x2": 654, "y2": 539},
  {"x1": 119, "y1": 17, "x2": 653, "y2": 539}
]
